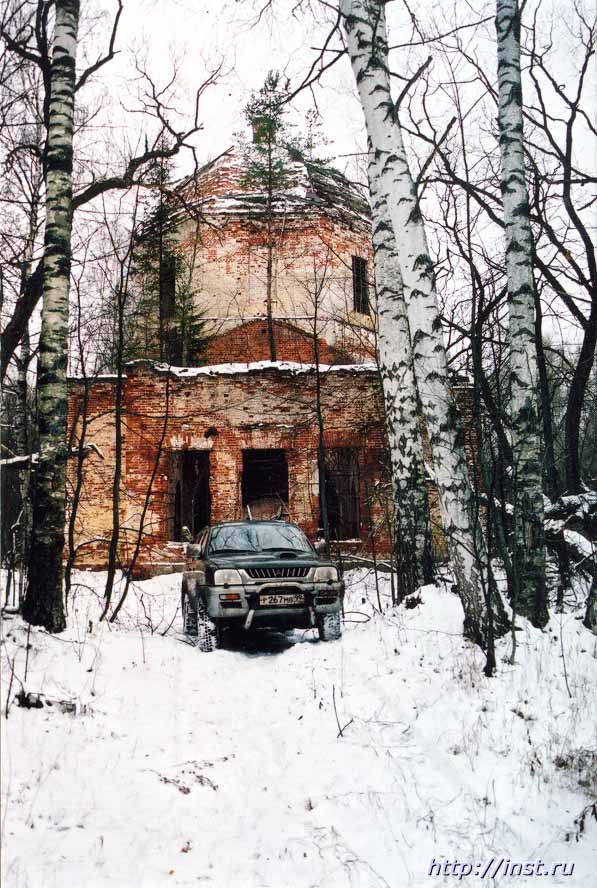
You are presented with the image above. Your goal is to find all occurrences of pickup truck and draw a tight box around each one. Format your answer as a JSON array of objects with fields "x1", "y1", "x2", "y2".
[{"x1": 181, "y1": 520, "x2": 344, "y2": 652}]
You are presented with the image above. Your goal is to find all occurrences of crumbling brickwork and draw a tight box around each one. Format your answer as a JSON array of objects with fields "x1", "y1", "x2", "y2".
[
  {"x1": 175, "y1": 147, "x2": 376, "y2": 363},
  {"x1": 67, "y1": 362, "x2": 393, "y2": 573},
  {"x1": 203, "y1": 319, "x2": 344, "y2": 365},
  {"x1": 66, "y1": 363, "x2": 479, "y2": 574},
  {"x1": 65, "y1": 145, "x2": 480, "y2": 576}
]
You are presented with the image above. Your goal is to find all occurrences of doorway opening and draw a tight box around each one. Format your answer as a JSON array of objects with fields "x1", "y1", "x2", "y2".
[
  {"x1": 170, "y1": 451, "x2": 211, "y2": 540},
  {"x1": 242, "y1": 449, "x2": 289, "y2": 519},
  {"x1": 321, "y1": 447, "x2": 360, "y2": 540}
]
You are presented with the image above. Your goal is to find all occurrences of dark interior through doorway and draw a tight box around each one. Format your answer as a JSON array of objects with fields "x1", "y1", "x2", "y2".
[
  {"x1": 242, "y1": 449, "x2": 289, "y2": 519},
  {"x1": 321, "y1": 447, "x2": 360, "y2": 540},
  {"x1": 171, "y1": 451, "x2": 210, "y2": 540}
]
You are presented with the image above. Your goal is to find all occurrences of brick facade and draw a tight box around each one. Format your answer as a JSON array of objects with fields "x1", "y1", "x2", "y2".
[
  {"x1": 66, "y1": 364, "x2": 479, "y2": 574},
  {"x1": 67, "y1": 362, "x2": 393, "y2": 573},
  {"x1": 203, "y1": 318, "x2": 346, "y2": 365},
  {"x1": 175, "y1": 147, "x2": 376, "y2": 363},
  {"x1": 64, "y1": 146, "x2": 479, "y2": 575}
]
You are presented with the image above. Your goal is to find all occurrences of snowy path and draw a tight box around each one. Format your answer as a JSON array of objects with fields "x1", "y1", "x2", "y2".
[{"x1": 2, "y1": 570, "x2": 596, "y2": 887}]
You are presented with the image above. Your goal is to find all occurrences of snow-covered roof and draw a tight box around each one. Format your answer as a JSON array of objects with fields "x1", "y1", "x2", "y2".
[
  {"x1": 145, "y1": 359, "x2": 378, "y2": 378},
  {"x1": 68, "y1": 359, "x2": 378, "y2": 385},
  {"x1": 175, "y1": 145, "x2": 371, "y2": 229}
]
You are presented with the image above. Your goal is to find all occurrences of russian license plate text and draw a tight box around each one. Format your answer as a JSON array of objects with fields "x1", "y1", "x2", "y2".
[{"x1": 260, "y1": 593, "x2": 304, "y2": 606}]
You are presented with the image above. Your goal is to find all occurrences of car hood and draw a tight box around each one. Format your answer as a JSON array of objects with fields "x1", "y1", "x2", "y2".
[{"x1": 206, "y1": 552, "x2": 332, "y2": 570}]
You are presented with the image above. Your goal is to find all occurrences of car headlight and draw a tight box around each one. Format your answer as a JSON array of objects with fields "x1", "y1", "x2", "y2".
[
  {"x1": 314, "y1": 566, "x2": 339, "y2": 583},
  {"x1": 213, "y1": 569, "x2": 243, "y2": 586}
]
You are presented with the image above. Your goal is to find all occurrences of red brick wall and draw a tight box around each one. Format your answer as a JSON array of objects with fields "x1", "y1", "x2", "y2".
[
  {"x1": 204, "y1": 319, "x2": 344, "y2": 364},
  {"x1": 66, "y1": 364, "x2": 478, "y2": 573},
  {"x1": 176, "y1": 175, "x2": 376, "y2": 363},
  {"x1": 66, "y1": 362, "x2": 393, "y2": 571}
]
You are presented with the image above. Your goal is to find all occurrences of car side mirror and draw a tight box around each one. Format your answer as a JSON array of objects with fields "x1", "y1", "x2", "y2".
[{"x1": 314, "y1": 539, "x2": 327, "y2": 554}]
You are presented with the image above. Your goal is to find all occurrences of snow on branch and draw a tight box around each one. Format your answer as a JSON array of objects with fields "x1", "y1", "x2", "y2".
[{"x1": 1, "y1": 442, "x2": 105, "y2": 467}]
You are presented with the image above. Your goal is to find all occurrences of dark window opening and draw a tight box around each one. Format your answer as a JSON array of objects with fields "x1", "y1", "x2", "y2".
[
  {"x1": 242, "y1": 449, "x2": 289, "y2": 520},
  {"x1": 160, "y1": 253, "x2": 179, "y2": 363},
  {"x1": 160, "y1": 253, "x2": 176, "y2": 320},
  {"x1": 169, "y1": 451, "x2": 211, "y2": 541},
  {"x1": 321, "y1": 447, "x2": 360, "y2": 540},
  {"x1": 173, "y1": 481, "x2": 182, "y2": 542},
  {"x1": 352, "y1": 256, "x2": 369, "y2": 314}
]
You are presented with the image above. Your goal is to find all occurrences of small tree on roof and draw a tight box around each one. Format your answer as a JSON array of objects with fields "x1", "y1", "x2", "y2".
[{"x1": 242, "y1": 72, "x2": 290, "y2": 362}]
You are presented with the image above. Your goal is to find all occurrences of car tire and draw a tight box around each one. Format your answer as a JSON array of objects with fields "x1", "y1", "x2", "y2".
[
  {"x1": 317, "y1": 612, "x2": 342, "y2": 642},
  {"x1": 196, "y1": 599, "x2": 220, "y2": 652},
  {"x1": 181, "y1": 578, "x2": 198, "y2": 637}
]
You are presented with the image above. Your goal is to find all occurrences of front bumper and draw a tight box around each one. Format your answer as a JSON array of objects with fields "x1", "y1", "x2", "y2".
[{"x1": 189, "y1": 577, "x2": 344, "y2": 625}]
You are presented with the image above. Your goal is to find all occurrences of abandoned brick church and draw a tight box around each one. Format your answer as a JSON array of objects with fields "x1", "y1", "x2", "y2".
[{"x1": 67, "y1": 144, "x2": 467, "y2": 573}]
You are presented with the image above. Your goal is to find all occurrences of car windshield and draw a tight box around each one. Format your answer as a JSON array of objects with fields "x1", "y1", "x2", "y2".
[{"x1": 208, "y1": 523, "x2": 313, "y2": 555}]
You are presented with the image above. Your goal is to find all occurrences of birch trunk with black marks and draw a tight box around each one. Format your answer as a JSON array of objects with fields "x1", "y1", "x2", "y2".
[
  {"x1": 22, "y1": 1, "x2": 80, "y2": 632},
  {"x1": 15, "y1": 326, "x2": 32, "y2": 601},
  {"x1": 370, "y1": 161, "x2": 430, "y2": 599},
  {"x1": 341, "y1": 0, "x2": 502, "y2": 644},
  {"x1": 495, "y1": 0, "x2": 547, "y2": 628},
  {"x1": 313, "y1": 290, "x2": 330, "y2": 549}
]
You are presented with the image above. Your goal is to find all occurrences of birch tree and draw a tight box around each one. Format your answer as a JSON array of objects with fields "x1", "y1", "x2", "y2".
[
  {"x1": 495, "y1": 0, "x2": 547, "y2": 627},
  {"x1": 400, "y1": 2, "x2": 596, "y2": 497},
  {"x1": 340, "y1": 0, "x2": 505, "y2": 644},
  {"x1": 369, "y1": 158, "x2": 430, "y2": 599},
  {"x1": 21, "y1": 0, "x2": 80, "y2": 631},
  {"x1": 23, "y1": 0, "x2": 79, "y2": 632}
]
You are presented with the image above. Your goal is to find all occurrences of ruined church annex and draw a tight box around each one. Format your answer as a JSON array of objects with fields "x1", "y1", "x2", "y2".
[{"x1": 67, "y1": 145, "x2": 467, "y2": 574}]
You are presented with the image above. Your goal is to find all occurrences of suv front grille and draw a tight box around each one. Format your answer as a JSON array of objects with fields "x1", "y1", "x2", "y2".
[{"x1": 246, "y1": 566, "x2": 310, "y2": 579}]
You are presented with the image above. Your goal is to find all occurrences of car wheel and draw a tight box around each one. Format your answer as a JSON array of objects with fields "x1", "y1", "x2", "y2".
[
  {"x1": 181, "y1": 578, "x2": 198, "y2": 637},
  {"x1": 317, "y1": 612, "x2": 342, "y2": 642},
  {"x1": 196, "y1": 599, "x2": 220, "y2": 652}
]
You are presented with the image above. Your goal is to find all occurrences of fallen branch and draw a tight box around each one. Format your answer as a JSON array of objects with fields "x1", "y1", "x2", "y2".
[{"x1": 332, "y1": 684, "x2": 354, "y2": 738}]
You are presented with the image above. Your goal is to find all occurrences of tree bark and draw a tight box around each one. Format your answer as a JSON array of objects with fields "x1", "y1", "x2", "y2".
[
  {"x1": 15, "y1": 325, "x2": 32, "y2": 601},
  {"x1": 564, "y1": 311, "x2": 597, "y2": 492},
  {"x1": 265, "y1": 137, "x2": 277, "y2": 362},
  {"x1": 22, "y1": 0, "x2": 80, "y2": 632},
  {"x1": 313, "y1": 293, "x2": 331, "y2": 549},
  {"x1": 369, "y1": 157, "x2": 430, "y2": 598},
  {"x1": 103, "y1": 304, "x2": 125, "y2": 611},
  {"x1": 495, "y1": 0, "x2": 547, "y2": 627},
  {"x1": 584, "y1": 577, "x2": 597, "y2": 634},
  {"x1": 534, "y1": 289, "x2": 561, "y2": 500},
  {"x1": 341, "y1": 0, "x2": 500, "y2": 644}
]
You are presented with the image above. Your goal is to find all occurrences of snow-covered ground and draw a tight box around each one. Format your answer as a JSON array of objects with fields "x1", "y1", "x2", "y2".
[{"x1": 1, "y1": 569, "x2": 596, "y2": 888}]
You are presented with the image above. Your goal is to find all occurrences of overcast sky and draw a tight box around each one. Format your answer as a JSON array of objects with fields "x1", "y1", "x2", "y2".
[
  {"x1": 81, "y1": 0, "x2": 469, "y2": 181},
  {"x1": 78, "y1": 0, "x2": 594, "y2": 177}
]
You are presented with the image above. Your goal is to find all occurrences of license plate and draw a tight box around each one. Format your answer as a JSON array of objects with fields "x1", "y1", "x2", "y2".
[{"x1": 260, "y1": 593, "x2": 304, "y2": 607}]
